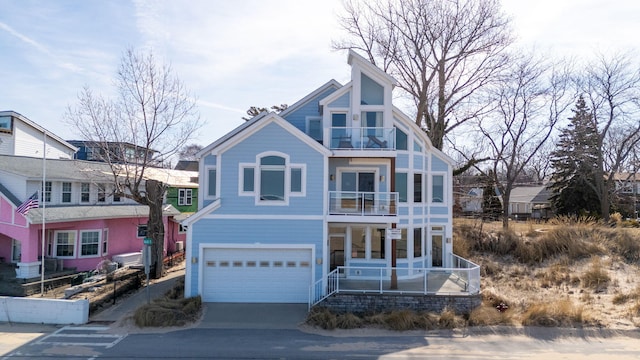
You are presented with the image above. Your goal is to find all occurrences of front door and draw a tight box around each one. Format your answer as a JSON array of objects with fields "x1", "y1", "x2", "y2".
[
  {"x1": 329, "y1": 235, "x2": 345, "y2": 273},
  {"x1": 341, "y1": 171, "x2": 375, "y2": 213},
  {"x1": 431, "y1": 233, "x2": 443, "y2": 267},
  {"x1": 11, "y1": 239, "x2": 21, "y2": 263}
]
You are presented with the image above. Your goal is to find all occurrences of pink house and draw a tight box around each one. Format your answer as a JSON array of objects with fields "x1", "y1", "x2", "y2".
[{"x1": 0, "y1": 154, "x2": 186, "y2": 279}]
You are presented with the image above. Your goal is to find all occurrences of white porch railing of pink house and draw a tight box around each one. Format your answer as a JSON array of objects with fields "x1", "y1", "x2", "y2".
[{"x1": 309, "y1": 255, "x2": 480, "y2": 308}]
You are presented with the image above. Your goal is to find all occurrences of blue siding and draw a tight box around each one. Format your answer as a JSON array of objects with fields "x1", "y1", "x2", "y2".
[
  {"x1": 414, "y1": 207, "x2": 423, "y2": 216},
  {"x1": 283, "y1": 88, "x2": 336, "y2": 133},
  {"x1": 203, "y1": 154, "x2": 216, "y2": 166},
  {"x1": 431, "y1": 155, "x2": 448, "y2": 172},
  {"x1": 216, "y1": 122, "x2": 324, "y2": 216},
  {"x1": 188, "y1": 218, "x2": 324, "y2": 296},
  {"x1": 327, "y1": 92, "x2": 350, "y2": 108}
]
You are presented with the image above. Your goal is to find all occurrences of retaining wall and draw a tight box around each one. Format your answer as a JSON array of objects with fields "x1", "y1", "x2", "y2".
[
  {"x1": 317, "y1": 293, "x2": 482, "y2": 315},
  {"x1": 0, "y1": 296, "x2": 89, "y2": 325}
]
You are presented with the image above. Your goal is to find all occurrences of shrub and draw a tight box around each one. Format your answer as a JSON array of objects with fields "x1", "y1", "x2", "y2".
[
  {"x1": 438, "y1": 307, "x2": 465, "y2": 329},
  {"x1": 581, "y1": 257, "x2": 610, "y2": 290},
  {"x1": 521, "y1": 299, "x2": 591, "y2": 327},
  {"x1": 133, "y1": 295, "x2": 202, "y2": 327},
  {"x1": 336, "y1": 313, "x2": 363, "y2": 329},
  {"x1": 468, "y1": 305, "x2": 513, "y2": 326},
  {"x1": 306, "y1": 307, "x2": 337, "y2": 330},
  {"x1": 385, "y1": 310, "x2": 418, "y2": 331}
]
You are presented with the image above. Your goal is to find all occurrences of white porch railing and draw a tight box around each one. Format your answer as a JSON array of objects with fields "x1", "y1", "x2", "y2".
[
  {"x1": 309, "y1": 256, "x2": 481, "y2": 308},
  {"x1": 330, "y1": 127, "x2": 396, "y2": 150},
  {"x1": 328, "y1": 191, "x2": 398, "y2": 216}
]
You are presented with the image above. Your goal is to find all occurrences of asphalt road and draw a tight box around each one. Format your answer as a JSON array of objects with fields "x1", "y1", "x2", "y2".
[{"x1": 6, "y1": 326, "x2": 640, "y2": 360}]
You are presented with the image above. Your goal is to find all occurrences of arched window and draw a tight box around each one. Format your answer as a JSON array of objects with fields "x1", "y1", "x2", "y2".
[{"x1": 260, "y1": 156, "x2": 286, "y2": 201}]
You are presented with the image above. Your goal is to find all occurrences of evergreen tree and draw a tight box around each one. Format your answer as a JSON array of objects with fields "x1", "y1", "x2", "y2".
[
  {"x1": 549, "y1": 96, "x2": 600, "y2": 216},
  {"x1": 482, "y1": 170, "x2": 502, "y2": 220}
]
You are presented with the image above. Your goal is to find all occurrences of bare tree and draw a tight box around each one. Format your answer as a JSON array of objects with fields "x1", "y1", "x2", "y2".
[
  {"x1": 334, "y1": 0, "x2": 513, "y2": 150},
  {"x1": 581, "y1": 52, "x2": 640, "y2": 220},
  {"x1": 178, "y1": 143, "x2": 203, "y2": 161},
  {"x1": 475, "y1": 52, "x2": 572, "y2": 228},
  {"x1": 65, "y1": 48, "x2": 201, "y2": 278}
]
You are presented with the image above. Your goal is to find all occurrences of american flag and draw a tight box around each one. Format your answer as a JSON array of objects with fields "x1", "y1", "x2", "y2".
[{"x1": 17, "y1": 192, "x2": 39, "y2": 215}]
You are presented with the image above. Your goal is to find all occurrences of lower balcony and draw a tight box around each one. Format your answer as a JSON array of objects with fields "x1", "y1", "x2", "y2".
[
  {"x1": 310, "y1": 255, "x2": 480, "y2": 308},
  {"x1": 328, "y1": 191, "x2": 398, "y2": 216}
]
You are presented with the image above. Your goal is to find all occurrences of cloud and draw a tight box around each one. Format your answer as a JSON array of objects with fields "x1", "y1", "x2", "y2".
[{"x1": 0, "y1": 21, "x2": 50, "y2": 54}]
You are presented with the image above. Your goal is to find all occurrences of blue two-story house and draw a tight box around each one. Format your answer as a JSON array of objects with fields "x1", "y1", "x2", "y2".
[{"x1": 184, "y1": 50, "x2": 479, "y2": 306}]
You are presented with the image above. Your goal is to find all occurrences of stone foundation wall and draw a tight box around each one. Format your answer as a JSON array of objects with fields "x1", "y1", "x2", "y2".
[{"x1": 317, "y1": 293, "x2": 482, "y2": 315}]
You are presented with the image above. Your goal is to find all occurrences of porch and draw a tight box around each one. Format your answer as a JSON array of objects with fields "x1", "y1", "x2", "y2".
[{"x1": 310, "y1": 255, "x2": 480, "y2": 308}]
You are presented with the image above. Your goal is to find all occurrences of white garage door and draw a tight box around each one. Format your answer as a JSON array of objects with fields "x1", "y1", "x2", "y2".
[{"x1": 202, "y1": 247, "x2": 312, "y2": 303}]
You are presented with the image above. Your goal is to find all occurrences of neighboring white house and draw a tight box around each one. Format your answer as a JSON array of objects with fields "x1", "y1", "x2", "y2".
[{"x1": 0, "y1": 111, "x2": 77, "y2": 159}]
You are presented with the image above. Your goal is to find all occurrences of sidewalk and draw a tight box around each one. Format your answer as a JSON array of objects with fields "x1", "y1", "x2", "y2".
[{"x1": 90, "y1": 267, "x2": 185, "y2": 323}]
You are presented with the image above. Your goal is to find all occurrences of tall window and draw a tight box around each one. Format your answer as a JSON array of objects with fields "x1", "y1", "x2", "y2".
[
  {"x1": 102, "y1": 229, "x2": 109, "y2": 255},
  {"x1": 397, "y1": 229, "x2": 407, "y2": 259},
  {"x1": 97, "y1": 184, "x2": 106, "y2": 202},
  {"x1": 55, "y1": 231, "x2": 76, "y2": 257},
  {"x1": 371, "y1": 228, "x2": 385, "y2": 259},
  {"x1": 260, "y1": 156, "x2": 285, "y2": 201},
  {"x1": 61, "y1": 182, "x2": 72, "y2": 203},
  {"x1": 413, "y1": 174, "x2": 422, "y2": 203},
  {"x1": 395, "y1": 128, "x2": 408, "y2": 150},
  {"x1": 351, "y1": 227, "x2": 365, "y2": 259},
  {"x1": 432, "y1": 175, "x2": 444, "y2": 203},
  {"x1": 396, "y1": 172, "x2": 407, "y2": 203},
  {"x1": 81, "y1": 183, "x2": 90, "y2": 203},
  {"x1": 291, "y1": 168, "x2": 302, "y2": 193},
  {"x1": 242, "y1": 167, "x2": 254, "y2": 193},
  {"x1": 178, "y1": 188, "x2": 193, "y2": 206},
  {"x1": 413, "y1": 228, "x2": 422, "y2": 257},
  {"x1": 207, "y1": 168, "x2": 217, "y2": 198},
  {"x1": 80, "y1": 230, "x2": 100, "y2": 257},
  {"x1": 43, "y1": 181, "x2": 52, "y2": 203},
  {"x1": 113, "y1": 186, "x2": 121, "y2": 202}
]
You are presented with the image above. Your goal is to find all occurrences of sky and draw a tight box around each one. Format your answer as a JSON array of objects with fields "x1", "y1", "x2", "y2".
[{"x1": 1, "y1": 0, "x2": 639, "y2": 149}]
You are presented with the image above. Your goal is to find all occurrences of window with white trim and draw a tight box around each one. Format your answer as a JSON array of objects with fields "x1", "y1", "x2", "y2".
[
  {"x1": 80, "y1": 230, "x2": 100, "y2": 257},
  {"x1": 432, "y1": 174, "x2": 445, "y2": 203},
  {"x1": 43, "y1": 181, "x2": 52, "y2": 203},
  {"x1": 306, "y1": 116, "x2": 322, "y2": 142},
  {"x1": 61, "y1": 182, "x2": 72, "y2": 203},
  {"x1": 206, "y1": 167, "x2": 217, "y2": 198},
  {"x1": 239, "y1": 153, "x2": 306, "y2": 204},
  {"x1": 97, "y1": 183, "x2": 106, "y2": 202},
  {"x1": 178, "y1": 188, "x2": 193, "y2": 206},
  {"x1": 54, "y1": 230, "x2": 76, "y2": 258},
  {"x1": 81, "y1": 183, "x2": 90, "y2": 203},
  {"x1": 102, "y1": 229, "x2": 109, "y2": 255}
]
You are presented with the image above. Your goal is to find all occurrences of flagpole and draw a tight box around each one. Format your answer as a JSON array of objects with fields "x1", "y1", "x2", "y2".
[{"x1": 41, "y1": 131, "x2": 46, "y2": 296}]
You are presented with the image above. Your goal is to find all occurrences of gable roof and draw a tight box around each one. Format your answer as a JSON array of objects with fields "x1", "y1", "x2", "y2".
[
  {"x1": 278, "y1": 80, "x2": 342, "y2": 117},
  {"x1": 347, "y1": 50, "x2": 398, "y2": 87},
  {"x1": 26, "y1": 204, "x2": 180, "y2": 224},
  {"x1": 510, "y1": 186, "x2": 547, "y2": 203},
  {"x1": 198, "y1": 112, "x2": 332, "y2": 158},
  {"x1": 0, "y1": 111, "x2": 78, "y2": 153}
]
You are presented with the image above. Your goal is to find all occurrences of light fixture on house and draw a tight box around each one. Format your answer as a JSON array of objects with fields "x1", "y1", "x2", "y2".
[
  {"x1": 353, "y1": 114, "x2": 359, "y2": 121},
  {"x1": 380, "y1": 175, "x2": 385, "y2": 182},
  {"x1": 191, "y1": 256, "x2": 198, "y2": 264},
  {"x1": 330, "y1": 174, "x2": 335, "y2": 181}
]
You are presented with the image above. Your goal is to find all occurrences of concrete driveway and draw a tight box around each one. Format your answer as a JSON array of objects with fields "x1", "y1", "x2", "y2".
[{"x1": 198, "y1": 303, "x2": 308, "y2": 329}]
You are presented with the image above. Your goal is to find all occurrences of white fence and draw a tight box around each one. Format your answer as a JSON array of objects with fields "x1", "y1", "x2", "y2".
[{"x1": 0, "y1": 296, "x2": 89, "y2": 325}]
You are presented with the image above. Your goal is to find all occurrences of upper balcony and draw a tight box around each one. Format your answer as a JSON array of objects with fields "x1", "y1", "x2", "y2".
[
  {"x1": 328, "y1": 191, "x2": 398, "y2": 216},
  {"x1": 329, "y1": 127, "x2": 396, "y2": 151}
]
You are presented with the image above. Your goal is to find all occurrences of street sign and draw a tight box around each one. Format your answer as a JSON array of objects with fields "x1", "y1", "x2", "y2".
[
  {"x1": 143, "y1": 237, "x2": 153, "y2": 245},
  {"x1": 387, "y1": 228, "x2": 401, "y2": 239}
]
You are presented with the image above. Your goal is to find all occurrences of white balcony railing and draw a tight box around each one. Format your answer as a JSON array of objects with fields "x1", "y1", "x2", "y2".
[
  {"x1": 328, "y1": 191, "x2": 398, "y2": 216},
  {"x1": 309, "y1": 257, "x2": 481, "y2": 308},
  {"x1": 330, "y1": 127, "x2": 395, "y2": 150}
]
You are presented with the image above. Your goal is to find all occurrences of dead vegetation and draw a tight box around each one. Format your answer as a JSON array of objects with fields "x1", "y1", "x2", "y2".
[
  {"x1": 133, "y1": 277, "x2": 202, "y2": 327},
  {"x1": 455, "y1": 217, "x2": 640, "y2": 330},
  {"x1": 307, "y1": 218, "x2": 640, "y2": 331}
]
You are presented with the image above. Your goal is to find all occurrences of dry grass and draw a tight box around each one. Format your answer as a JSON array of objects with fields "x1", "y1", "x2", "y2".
[
  {"x1": 521, "y1": 299, "x2": 592, "y2": 327},
  {"x1": 454, "y1": 218, "x2": 640, "y2": 330},
  {"x1": 133, "y1": 277, "x2": 202, "y2": 327},
  {"x1": 306, "y1": 307, "x2": 465, "y2": 331}
]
